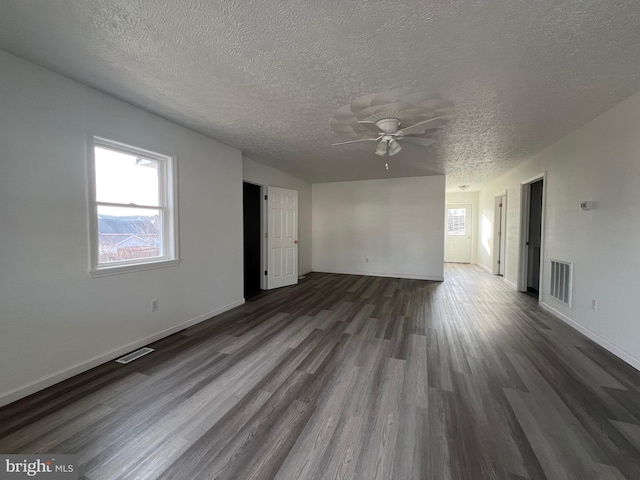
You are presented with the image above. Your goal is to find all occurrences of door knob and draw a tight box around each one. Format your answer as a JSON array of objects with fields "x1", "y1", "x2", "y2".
[{"x1": 294, "y1": 240, "x2": 298, "y2": 244}]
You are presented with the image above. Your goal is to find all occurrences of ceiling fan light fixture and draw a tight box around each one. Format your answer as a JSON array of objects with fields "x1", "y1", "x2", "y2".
[
  {"x1": 388, "y1": 139, "x2": 402, "y2": 156},
  {"x1": 331, "y1": 89, "x2": 454, "y2": 158},
  {"x1": 375, "y1": 140, "x2": 388, "y2": 156},
  {"x1": 375, "y1": 118, "x2": 401, "y2": 133}
]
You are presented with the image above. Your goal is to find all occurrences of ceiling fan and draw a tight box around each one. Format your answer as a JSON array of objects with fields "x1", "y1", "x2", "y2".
[
  {"x1": 332, "y1": 116, "x2": 442, "y2": 156},
  {"x1": 330, "y1": 89, "x2": 454, "y2": 158}
]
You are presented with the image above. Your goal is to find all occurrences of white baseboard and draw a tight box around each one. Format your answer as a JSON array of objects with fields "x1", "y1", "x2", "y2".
[
  {"x1": 312, "y1": 268, "x2": 443, "y2": 282},
  {"x1": 540, "y1": 302, "x2": 640, "y2": 372},
  {"x1": 299, "y1": 268, "x2": 312, "y2": 276},
  {"x1": 504, "y1": 277, "x2": 517, "y2": 289},
  {"x1": 477, "y1": 263, "x2": 492, "y2": 274},
  {"x1": 0, "y1": 298, "x2": 245, "y2": 408}
]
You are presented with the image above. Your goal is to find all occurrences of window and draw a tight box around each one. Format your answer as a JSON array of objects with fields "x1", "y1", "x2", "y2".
[
  {"x1": 89, "y1": 137, "x2": 179, "y2": 276},
  {"x1": 447, "y1": 208, "x2": 466, "y2": 235}
]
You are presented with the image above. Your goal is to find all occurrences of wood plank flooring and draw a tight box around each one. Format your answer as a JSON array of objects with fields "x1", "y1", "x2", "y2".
[{"x1": 2, "y1": 264, "x2": 640, "y2": 479}]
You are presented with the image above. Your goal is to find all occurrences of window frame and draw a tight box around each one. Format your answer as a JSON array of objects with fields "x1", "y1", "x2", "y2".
[
  {"x1": 447, "y1": 207, "x2": 467, "y2": 236},
  {"x1": 88, "y1": 136, "x2": 180, "y2": 278}
]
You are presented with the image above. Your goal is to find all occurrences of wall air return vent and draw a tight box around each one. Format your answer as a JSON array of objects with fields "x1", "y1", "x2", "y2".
[
  {"x1": 550, "y1": 259, "x2": 572, "y2": 307},
  {"x1": 115, "y1": 347, "x2": 154, "y2": 364}
]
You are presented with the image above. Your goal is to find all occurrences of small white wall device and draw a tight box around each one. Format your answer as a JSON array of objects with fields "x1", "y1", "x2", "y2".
[{"x1": 579, "y1": 201, "x2": 592, "y2": 210}]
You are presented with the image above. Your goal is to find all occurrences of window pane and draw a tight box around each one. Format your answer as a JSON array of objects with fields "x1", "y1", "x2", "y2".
[
  {"x1": 97, "y1": 206, "x2": 162, "y2": 264},
  {"x1": 95, "y1": 146, "x2": 160, "y2": 206},
  {"x1": 447, "y1": 208, "x2": 466, "y2": 235}
]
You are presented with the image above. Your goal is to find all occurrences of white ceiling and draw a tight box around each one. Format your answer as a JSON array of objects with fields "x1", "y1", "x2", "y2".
[{"x1": 1, "y1": 1, "x2": 639, "y2": 186}]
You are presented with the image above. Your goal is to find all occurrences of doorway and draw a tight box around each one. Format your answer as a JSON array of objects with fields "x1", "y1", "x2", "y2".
[
  {"x1": 243, "y1": 182, "x2": 262, "y2": 299},
  {"x1": 444, "y1": 204, "x2": 472, "y2": 263},
  {"x1": 527, "y1": 180, "x2": 544, "y2": 294},
  {"x1": 517, "y1": 175, "x2": 545, "y2": 299}
]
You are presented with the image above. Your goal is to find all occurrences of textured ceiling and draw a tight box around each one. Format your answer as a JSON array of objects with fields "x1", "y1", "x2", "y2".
[{"x1": 1, "y1": 1, "x2": 640, "y2": 186}]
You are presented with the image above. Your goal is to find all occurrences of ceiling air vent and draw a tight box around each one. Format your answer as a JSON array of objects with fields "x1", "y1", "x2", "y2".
[
  {"x1": 550, "y1": 259, "x2": 572, "y2": 307},
  {"x1": 115, "y1": 347, "x2": 154, "y2": 364}
]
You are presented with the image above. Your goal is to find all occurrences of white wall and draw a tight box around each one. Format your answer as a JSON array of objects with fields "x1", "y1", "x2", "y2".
[
  {"x1": 477, "y1": 89, "x2": 640, "y2": 370},
  {"x1": 0, "y1": 51, "x2": 244, "y2": 405},
  {"x1": 445, "y1": 191, "x2": 479, "y2": 265},
  {"x1": 242, "y1": 157, "x2": 312, "y2": 274},
  {"x1": 313, "y1": 176, "x2": 445, "y2": 280}
]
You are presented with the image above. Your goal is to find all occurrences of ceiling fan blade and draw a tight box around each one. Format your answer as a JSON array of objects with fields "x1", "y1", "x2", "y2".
[
  {"x1": 397, "y1": 117, "x2": 444, "y2": 135},
  {"x1": 332, "y1": 104, "x2": 354, "y2": 121},
  {"x1": 370, "y1": 89, "x2": 412, "y2": 106},
  {"x1": 357, "y1": 120, "x2": 384, "y2": 133},
  {"x1": 402, "y1": 92, "x2": 441, "y2": 104},
  {"x1": 332, "y1": 137, "x2": 381, "y2": 146},
  {"x1": 350, "y1": 93, "x2": 379, "y2": 113},
  {"x1": 402, "y1": 136, "x2": 436, "y2": 147}
]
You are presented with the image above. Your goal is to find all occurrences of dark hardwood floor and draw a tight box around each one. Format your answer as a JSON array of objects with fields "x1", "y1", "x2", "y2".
[{"x1": 2, "y1": 264, "x2": 640, "y2": 479}]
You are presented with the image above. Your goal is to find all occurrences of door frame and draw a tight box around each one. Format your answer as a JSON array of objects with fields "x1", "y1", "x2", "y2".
[
  {"x1": 517, "y1": 173, "x2": 546, "y2": 301},
  {"x1": 444, "y1": 202, "x2": 475, "y2": 264},
  {"x1": 492, "y1": 191, "x2": 507, "y2": 275}
]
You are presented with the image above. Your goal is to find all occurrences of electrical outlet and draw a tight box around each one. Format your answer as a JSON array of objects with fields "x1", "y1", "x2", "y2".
[
  {"x1": 151, "y1": 299, "x2": 159, "y2": 312},
  {"x1": 591, "y1": 299, "x2": 598, "y2": 311}
]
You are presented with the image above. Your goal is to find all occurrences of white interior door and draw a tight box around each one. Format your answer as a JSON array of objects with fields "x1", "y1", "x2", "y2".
[
  {"x1": 267, "y1": 186, "x2": 298, "y2": 289},
  {"x1": 445, "y1": 204, "x2": 472, "y2": 263}
]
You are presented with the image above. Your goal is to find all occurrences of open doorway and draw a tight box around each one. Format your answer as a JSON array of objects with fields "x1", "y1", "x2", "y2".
[
  {"x1": 243, "y1": 182, "x2": 262, "y2": 299},
  {"x1": 517, "y1": 175, "x2": 545, "y2": 299}
]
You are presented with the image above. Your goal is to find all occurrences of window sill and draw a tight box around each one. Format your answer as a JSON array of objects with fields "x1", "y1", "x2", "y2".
[{"x1": 89, "y1": 258, "x2": 182, "y2": 278}]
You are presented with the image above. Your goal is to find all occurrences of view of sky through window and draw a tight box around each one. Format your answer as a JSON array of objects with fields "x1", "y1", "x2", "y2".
[{"x1": 95, "y1": 147, "x2": 159, "y2": 212}]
